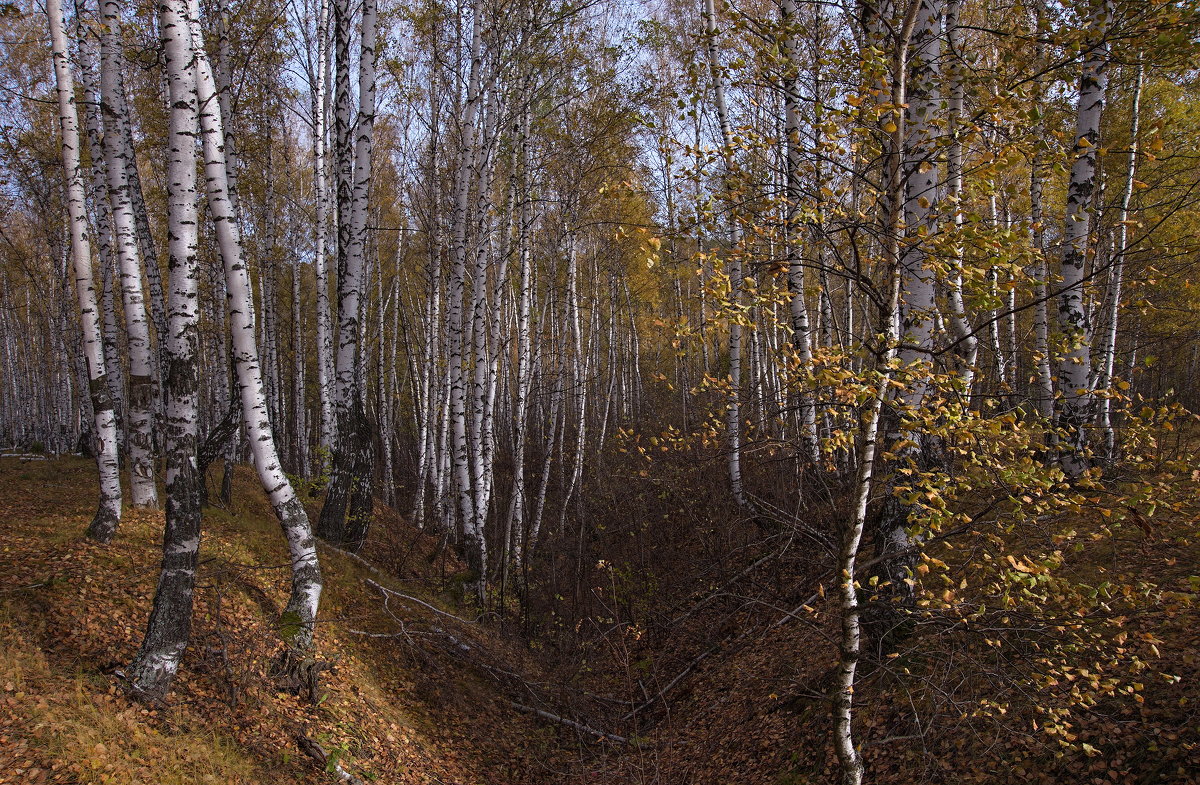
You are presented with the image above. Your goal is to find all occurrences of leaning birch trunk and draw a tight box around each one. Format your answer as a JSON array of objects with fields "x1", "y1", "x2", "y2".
[
  {"x1": 1056, "y1": 0, "x2": 1112, "y2": 479},
  {"x1": 90, "y1": 0, "x2": 169, "y2": 389},
  {"x1": 186, "y1": 0, "x2": 322, "y2": 649},
  {"x1": 833, "y1": 273, "x2": 899, "y2": 785},
  {"x1": 703, "y1": 0, "x2": 753, "y2": 514},
  {"x1": 126, "y1": 0, "x2": 201, "y2": 700},
  {"x1": 47, "y1": 0, "x2": 122, "y2": 542},
  {"x1": 317, "y1": 0, "x2": 377, "y2": 551},
  {"x1": 100, "y1": 0, "x2": 158, "y2": 508},
  {"x1": 73, "y1": 0, "x2": 126, "y2": 452},
  {"x1": 1099, "y1": 57, "x2": 1141, "y2": 464}
]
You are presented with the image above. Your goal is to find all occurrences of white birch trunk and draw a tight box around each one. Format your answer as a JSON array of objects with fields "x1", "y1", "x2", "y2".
[
  {"x1": 1098, "y1": 57, "x2": 1141, "y2": 463},
  {"x1": 942, "y1": 0, "x2": 978, "y2": 395},
  {"x1": 318, "y1": 0, "x2": 377, "y2": 549},
  {"x1": 1056, "y1": 0, "x2": 1112, "y2": 479},
  {"x1": 782, "y1": 0, "x2": 819, "y2": 464},
  {"x1": 446, "y1": 0, "x2": 486, "y2": 590},
  {"x1": 703, "y1": 0, "x2": 752, "y2": 513},
  {"x1": 72, "y1": 5, "x2": 126, "y2": 444},
  {"x1": 128, "y1": 0, "x2": 202, "y2": 699},
  {"x1": 100, "y1": 0, "x2": 158, "y2": 507},
  {"x1": 833, "y1": 278, "x2": 900, "y2": 785},
  {"x1": 313, "y1": 0, "x2": 336, "y2": 467},
  {"x1": 47, "y1": 0, "x2": 122, "y2": 542},
  {"x1": 505, "y1": 107, "x2": 534, "y2": 568},
  {"x1": 186, "y1": 0, "x2": 322, "y2": 648}
]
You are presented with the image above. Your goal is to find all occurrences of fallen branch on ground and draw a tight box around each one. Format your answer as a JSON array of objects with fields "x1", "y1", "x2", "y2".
[{"x1": 511, "y1": 702, "x2": 629, "y2": 744}]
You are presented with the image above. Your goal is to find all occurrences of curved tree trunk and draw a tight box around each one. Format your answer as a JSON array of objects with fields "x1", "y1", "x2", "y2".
[{"x1": 187, "y1": 0, "x2": 323, "y2": 649}]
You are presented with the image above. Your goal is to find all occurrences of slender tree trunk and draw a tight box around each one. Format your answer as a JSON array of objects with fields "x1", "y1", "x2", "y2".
[
  {"x1": 703, "y1": 0, "x2": 753, "y2": 514},
  {"x1": 100, "y1": 0, "x2": 158, "y2": 508},
  {"x1": 872, "y1": 0, "x2": 937, "y2": 615},
  {"x1": 73, "y1": 2, "x2": 126, "y2": 449},
  {"x1": 293, "y1": 262, "x2": 309, "y2": 475},
  {"x1": 942, "y1": 0, "x2": 978, "y2": 395},
  {"x1": 505, "y1": 105, "x2": 534, "y2": 573},
  {"x1": 834, "y1": 277, "x2": 900, "y2": 785},
  {"x1": 318, "y1": 0, "x2": 377, "y2": 551},
  {"x1": 1099, "y1": 57, "x2": 1141, "y2": 463},
  {"x1": 1030, "y1": 151, "x2": 1055, "y2": 426},
  {"x1": 445, "y1": 0, "x2": 487, "y2": 593},
  {"x1": 782, "y1": 0, "x2": 819, "y2": 465},
  {"x1": 313, "y1": 0, "x2": 336, "y2": 469},
  {"x1": 47, "y1": 0, "x2": 122, "y2": 542}
]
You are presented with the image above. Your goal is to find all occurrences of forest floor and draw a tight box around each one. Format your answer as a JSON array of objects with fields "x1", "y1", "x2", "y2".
[
  {"x1": 0, "y1": 456, "x2": 587, "y2": 785},
  {"x1": 0, "y1": 457, "x2": 1198, "y2": 784}
]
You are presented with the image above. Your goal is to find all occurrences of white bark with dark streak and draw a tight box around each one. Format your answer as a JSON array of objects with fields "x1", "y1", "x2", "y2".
[
  {"x1": 47, "y1": 0, "x2": 122, "y2": 542},
  {"x1": 1056, "y1": 0, "x2": 1112, "y2": 478},
  {"x1": 187, "y1": 0, "x2": 323, "y2": 648},
  {"x1": 100, "y1": 0, "x2": 158, "y2": 508},
  {"x1": 128, "y1": 0, "x2": 202, "y2": 700}
]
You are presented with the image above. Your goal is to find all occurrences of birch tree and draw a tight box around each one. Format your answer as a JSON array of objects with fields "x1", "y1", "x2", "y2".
[
  {"x1": 318, "y1": 0, "x2": 377, "y2": 551},
  {"x1": 1098, "y1": 57, "x2": 1141, "y2": 464},
  {"x1": 1056, "y1": 0, "x2": 1112, "y2": 479},
  {"x1": 781, "y1": 0, "x2": 819, "y2": 465},
  {"x1": 186, "y1": 0, "x2": 323, "y2": 650},
  {"x1": 99, "y1": 0, "x2": 158, "y2": 507},
  {"x1": 126, "y1": 0, "x2": 202, "y2": 700},
  {"x1": 872, "y1": 0, "x2": 941, "y2": 613},
  {"x1": 702, "y1": 0, "x2": 752, "y2": 513},
  {"x1": 46, "y1": 0, "x2": 122, "y2": 542}
]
